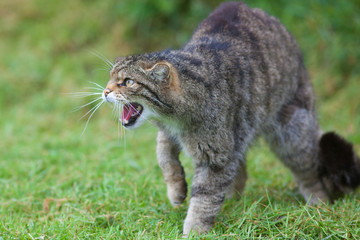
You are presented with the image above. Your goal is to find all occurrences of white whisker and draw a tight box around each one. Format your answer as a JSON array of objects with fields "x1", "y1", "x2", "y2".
[
  {"x1": 94, "y1": 67, "x2": 112, "y2": 73},
  {"x1": 72, "y1": 97, "x2": 102, "y2": 112},
  {"x1": 111, "y1": 102, "x2": 117, "y2": 121},
  {"x1": 79, "y1": 100, "x2": 104, "y2": 121},
  {"x1": 89, "y1": 81, "x2": 106, "y2": 90},
  {"x1": 117, "y1": 102, "x2": 121, "y2": 139},
  {"x1": 122, "y1": 103, "x2": 126, "y2": 150},
  {"x1": 67, "y1": 94, "x2": 102, "y2": 98},
  {"x1": 81, "y1": 100, "x2": 104, "y2": 136},
  {"x1": 66, "y1": 92, "x2": 102, "y2": 96},
  {"x1": 85, "y1": 86, "x2": 104, "y2": 91},
  {"x1": 66, "y1": 91, "x2": 101, "y2": 95},
  {"x1": 90, "y1": 51, "x2": 113, "y2": 69},
  {"x1": 68, "y1": 94, "x2": 102, "y2": 98},
  {"x1": 89, "y1": 51, "x2": 114, "y2": 70}
]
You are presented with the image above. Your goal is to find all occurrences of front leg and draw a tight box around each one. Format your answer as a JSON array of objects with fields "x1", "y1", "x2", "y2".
[
  {"x1": 156, "y1": 130, "x2": 187, "y2": 206},
  {"x1": 183, "y1": 154, "x2": 238, "y2": 235}
]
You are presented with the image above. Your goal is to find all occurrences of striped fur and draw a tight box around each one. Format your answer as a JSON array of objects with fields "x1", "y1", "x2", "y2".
[{"x1": 103, "y1": 2, "x2": 360, "y2": 235}]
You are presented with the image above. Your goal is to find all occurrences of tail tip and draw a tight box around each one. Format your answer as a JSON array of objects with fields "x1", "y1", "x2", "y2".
[{"x1": 320, "y1": 131, "x2": 360, "y2": 190}]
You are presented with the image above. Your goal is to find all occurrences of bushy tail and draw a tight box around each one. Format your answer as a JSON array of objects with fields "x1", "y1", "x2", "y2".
[{"x1": 319, "y1": 132, "x2": 360, "y2": 201}]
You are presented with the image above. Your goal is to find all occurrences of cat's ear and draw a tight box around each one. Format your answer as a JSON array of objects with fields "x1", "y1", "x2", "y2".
[{"x1": 147, "y1": 62, "x2": 171, "y2": 83}]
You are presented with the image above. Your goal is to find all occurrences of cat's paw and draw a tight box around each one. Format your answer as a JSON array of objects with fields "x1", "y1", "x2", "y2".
[
  {"x1": 183, "y1": 215, "x2": 213, "y2": 236},
  {"x1": 167, "y1": 181, "x2": 187, "y2": 206},
  {"x1": 298, "y1": 182, "x2": 329, "y2": 205}
]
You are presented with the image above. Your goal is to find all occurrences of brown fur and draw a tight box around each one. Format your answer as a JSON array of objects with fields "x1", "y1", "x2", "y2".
[{"x1": 101, "y1": 2, "x2": 360, "y2": 235}]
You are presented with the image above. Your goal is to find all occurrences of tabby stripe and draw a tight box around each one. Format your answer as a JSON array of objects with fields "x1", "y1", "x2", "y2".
[
  {"x1": 142, "y1": 94, "x2": 162, "y2": 108},
  {"x1": 136, "y1": 82, "x2": 162, "y2": 102},
  {"x1": 174, "y1": 54, "x2": 203, "y2": 67},
  {"x1": 179, "y1": 66, "x2": 211, "y2": 89},
  {"x1": 137, "y1": 82, "x2": 173, "y2": 110}
]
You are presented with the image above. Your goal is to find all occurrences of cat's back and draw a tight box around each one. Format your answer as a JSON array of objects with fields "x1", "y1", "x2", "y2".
[
  {"x1": 186, "y1": 1, "x2": 298, "y2": 57},
  {"x1": 187, "y1": 2, "x2": 294, "y2": 46},
  {"x1": 179, "y1": 2, "x2": 311, "y2": 122}
]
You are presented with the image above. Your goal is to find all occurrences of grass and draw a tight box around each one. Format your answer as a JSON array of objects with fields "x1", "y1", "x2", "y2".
[{"x1": 0, "y1": 0, "x2": 359, "y2": 239}]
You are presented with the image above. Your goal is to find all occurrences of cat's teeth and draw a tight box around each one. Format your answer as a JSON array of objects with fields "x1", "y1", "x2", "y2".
[
  {"x1": 136, "y1": 106, "x2": 142, "y2": 111},
  {"x1": 123, "y1": 119, "x2": 129, "y2": 124}
]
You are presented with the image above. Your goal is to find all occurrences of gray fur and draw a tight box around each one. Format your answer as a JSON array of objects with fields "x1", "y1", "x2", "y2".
[{"x1": 102, "y1": 2, "x2": 359, "y2": 235}]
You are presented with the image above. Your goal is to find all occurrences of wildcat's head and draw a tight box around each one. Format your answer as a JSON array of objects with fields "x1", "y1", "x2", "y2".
[{"x1": 102, "y1": 56, "x2": 181, "y2": 129}]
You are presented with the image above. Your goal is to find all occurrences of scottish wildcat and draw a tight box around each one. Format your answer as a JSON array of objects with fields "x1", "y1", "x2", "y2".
[{"x1": 100, "y1": 2, "x2": 360, "y2": 235}]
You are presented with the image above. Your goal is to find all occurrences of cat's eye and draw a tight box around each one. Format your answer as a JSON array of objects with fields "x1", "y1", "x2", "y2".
[
  {"x1": 124, "y1": 79, "x2": 135, "y2": 87},
  {"x1": 117, "y1": 79, "x2": 135, "y2": 87}
]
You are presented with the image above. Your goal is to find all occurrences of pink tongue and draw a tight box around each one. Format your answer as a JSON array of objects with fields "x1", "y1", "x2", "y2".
[{"x1": 121, "y1": 104, "x2": 136, "y2": 122}]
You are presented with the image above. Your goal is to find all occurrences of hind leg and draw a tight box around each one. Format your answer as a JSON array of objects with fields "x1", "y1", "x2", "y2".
[{"x1": 264, "y1": 104, "x2": 328, "y2": 204}]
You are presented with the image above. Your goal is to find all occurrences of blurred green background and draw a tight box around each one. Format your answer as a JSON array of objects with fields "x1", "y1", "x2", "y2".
[
  {"x1": 1, "y1": 0, "x2": 359, "y2": 134},
  {"x1": 0, "y1": 0, "x2": 359, "y2": 238}
]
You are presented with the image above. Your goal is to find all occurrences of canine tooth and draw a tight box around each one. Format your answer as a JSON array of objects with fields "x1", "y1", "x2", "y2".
[{"x1": 123, "y1": 119, "x2": 129, "y2": 124}]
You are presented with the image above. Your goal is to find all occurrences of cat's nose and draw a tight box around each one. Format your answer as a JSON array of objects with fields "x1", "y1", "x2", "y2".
[{"x1": 103, "y1": 88, "x2": 112, "y2": 97}]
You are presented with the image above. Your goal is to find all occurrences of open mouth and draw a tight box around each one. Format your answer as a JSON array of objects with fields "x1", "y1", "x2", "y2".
[{"x1": 121, "y1": 103, "x2": 143, "y2": 127}]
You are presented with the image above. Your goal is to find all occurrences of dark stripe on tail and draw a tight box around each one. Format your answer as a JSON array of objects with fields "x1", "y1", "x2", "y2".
[{"x1": 319, "y1": 132, "x2": 360, "y2": 199}]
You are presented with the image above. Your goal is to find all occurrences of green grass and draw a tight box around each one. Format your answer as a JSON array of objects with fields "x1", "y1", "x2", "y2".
[{"x1": 1, "y1": 0, "x2": 359, "y2": 239}]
